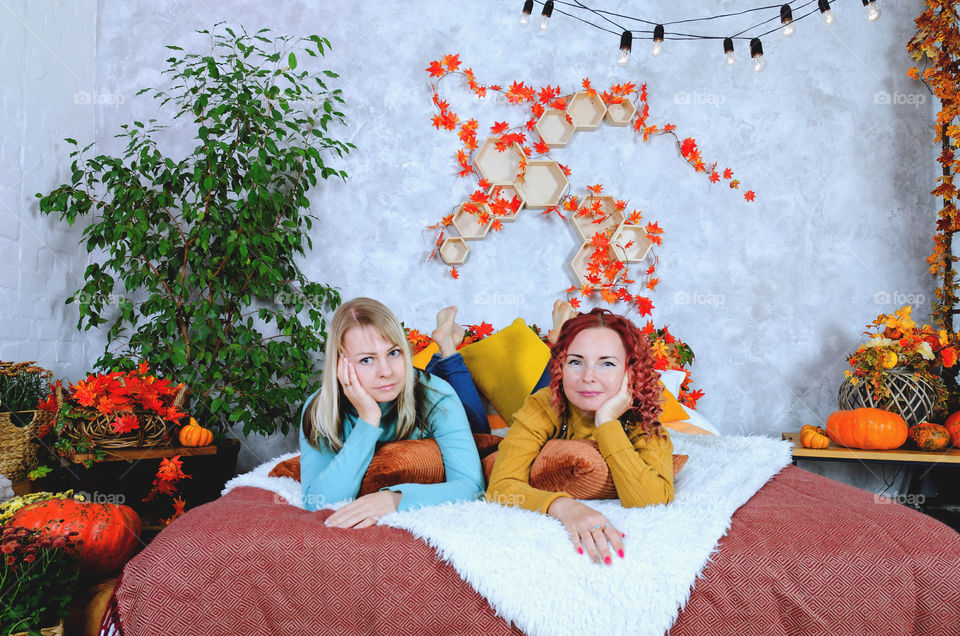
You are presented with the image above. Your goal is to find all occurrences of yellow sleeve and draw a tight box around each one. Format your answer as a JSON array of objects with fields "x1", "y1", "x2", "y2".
[
  {"x1": 593, "y1": 420, "x2": 674, "y2": 508},
  {"x1": 484, "y1": 391, "x2": 570, "y2": 514}
]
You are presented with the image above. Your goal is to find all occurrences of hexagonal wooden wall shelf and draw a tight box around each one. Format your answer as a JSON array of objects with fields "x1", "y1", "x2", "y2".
[
  {"x1": 570, "y1": 243, "x2": 622, "y2": 288},
  {"x1": 440, "y1": 237, "x2": 469, "y2": 265},
  {"x1": 535, "y1": 109, "x2": 575, "y2": 148},
  {"x1": 612, "y1": 223, "x2": 653, "y2": 262},
  {"x1": 516, "y1": 160, "x2": 568, "y2": 209},
  {"x1": 571, "y1": 196, "x2": 625, "y2": 241},
  {"x1": 474, "y1": 136, "x2": 525, "y2": 186},
  {"x1": 568, "y1": 91, "x2": 606, "y2": 131},
  {"x1": 488, "y1": 184, "x2": 524, "y2": 221},
  {"x1": 452, "y1": 202, "x2": 492, "y2": 239},
  {"x1": 604, "y1": 99, "x2": 637, "y2": 127}
]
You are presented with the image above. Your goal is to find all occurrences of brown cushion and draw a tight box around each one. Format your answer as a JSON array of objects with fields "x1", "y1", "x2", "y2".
[{"x1": 483, "y1": 439, "x2": 688, "y2": 500}]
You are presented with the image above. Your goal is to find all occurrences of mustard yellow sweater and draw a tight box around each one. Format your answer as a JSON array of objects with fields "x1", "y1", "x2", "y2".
[{"x1": 485, "y1": 387, "x2": 674, "y2": 513}]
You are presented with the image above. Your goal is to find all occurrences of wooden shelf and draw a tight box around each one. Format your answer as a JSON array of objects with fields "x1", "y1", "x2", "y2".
[
  {"x1": 66, "y1": 444, "x2": 218, "y2": 464},
  {"x1": 782, "y1": 432, "x2": 960, "y2": 465}
]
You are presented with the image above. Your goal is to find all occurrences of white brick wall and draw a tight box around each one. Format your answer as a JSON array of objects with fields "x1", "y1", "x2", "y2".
[{"x1": 0, "y1": 0, "x2": 97, "y2": 380}]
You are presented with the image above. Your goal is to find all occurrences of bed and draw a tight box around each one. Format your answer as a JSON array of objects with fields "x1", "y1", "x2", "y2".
[{"x1": 100, "y1": 441, "x2": 960, "y2": 635}]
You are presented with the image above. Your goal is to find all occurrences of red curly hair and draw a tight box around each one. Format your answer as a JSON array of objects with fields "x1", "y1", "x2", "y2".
[{"x1": 548, "y1": 307, "x2": 663, "y2": 438}]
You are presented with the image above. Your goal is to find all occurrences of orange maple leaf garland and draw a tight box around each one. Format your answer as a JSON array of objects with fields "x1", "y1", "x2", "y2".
[{"x1": 425, "y1": 53, "x2": 754, "y2": 315}]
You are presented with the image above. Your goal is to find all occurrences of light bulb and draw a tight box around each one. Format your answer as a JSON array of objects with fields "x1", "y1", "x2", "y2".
[
  {"x1": 863, "y1": 0, "x2": 881, "y2": 21},
  {"x1": 750, "y1": 37, "x2": 766, "y2": 73},
  {"x1": 819, "y1": 0, "x2": 835, "y2": 25},
  {"x1": 651, "y1": 24, "x2": 664, "y2": 57},
  {"x1": 723, "y1": 38, "x2": 735, "y2": 65},
  {"x1": 520, "y1": 0, "x2": 533, "y2": 25},
  {"x1": 780, "y1": 5, "x2": 795, "y2": 37},
  {"x1": 540, "y1": 0, "x2": 554, "y2": 30},
  {"x1": 617, "y1": 30, "x2": 632, "y2": 66}
]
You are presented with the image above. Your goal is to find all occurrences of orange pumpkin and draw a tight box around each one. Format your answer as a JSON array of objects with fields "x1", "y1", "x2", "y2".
[
  {"x1": 825, "y1": 408, "x2": 908, "y2": 450},
  {"x1": 179, "y1": 417, "x2": 213, "y2": 447},
  {"x1": 908, "y1": 422, "x2": 951, "y2": 451},
  {"x1": 800, "y1": 425, "x2": 830, "y2": 449},
  {"x1": 10, "y1": 498, "x2": 141, "y2": 576},
  {"x1": 944, "y1": 411, "x2": 960, "y2": 447}
]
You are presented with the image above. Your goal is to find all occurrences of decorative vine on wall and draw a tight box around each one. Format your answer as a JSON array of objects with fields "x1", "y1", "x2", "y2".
[{"x1": 424, "y1": 53, "x2": 754, "y2": 316}]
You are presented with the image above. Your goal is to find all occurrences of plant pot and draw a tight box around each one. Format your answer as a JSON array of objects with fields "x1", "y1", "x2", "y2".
[
  {"x1": 837, "y1": 369, "x2": 938, "y2": 427},
  {"x1": 0, "y1": 410, "x2": 53, "y2": 477}
]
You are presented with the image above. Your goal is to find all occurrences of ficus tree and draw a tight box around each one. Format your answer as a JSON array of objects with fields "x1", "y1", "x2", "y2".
[{"x1": 37, "y1": 24, "x2": 351, "y2": 437}]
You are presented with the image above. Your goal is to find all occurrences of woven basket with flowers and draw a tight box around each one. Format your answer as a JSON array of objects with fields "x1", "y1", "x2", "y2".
[
  {"x1": 840, "y1": 305, "x2": 956, "y2": 426},
  {"x1": 40, "y1": 362, "x2": 187, "y2": 459},
  {"x1": 0, "y1": 361, "x2": 54, "y2": 478}
]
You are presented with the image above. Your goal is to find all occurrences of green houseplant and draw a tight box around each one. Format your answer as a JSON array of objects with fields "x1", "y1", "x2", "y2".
[{"x1": 37, "y1": 25, "x2": 350, "y2": 438}]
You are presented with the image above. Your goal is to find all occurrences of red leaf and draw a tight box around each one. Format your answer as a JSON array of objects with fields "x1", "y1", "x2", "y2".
[
  {"x1": 426, "y1": 60, "x2": 445, "y2": 77},
  {"x1": 451, "y1": 267, "x2": 459, "y2": 279},
  {"x1": 442, "y1": 54, "x2": 461, "y2": 71},
  {"x1": 491, "y1": 121, "x2": 510, "y2": 134},
  {"x1": 744, "y1": 190, "x2": 756, "y2": 202}
]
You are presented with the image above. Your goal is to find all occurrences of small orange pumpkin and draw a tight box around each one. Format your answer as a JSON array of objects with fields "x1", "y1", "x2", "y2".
[
  {"x1": 825, "y1": 408, "x2": 907, "y2": 450},
  {"x1": 800, "y1": 425, "x2": 830, "y2": 449},
  {"x1": 179, "y1": 417, "x2": 214, "y2": 447}
]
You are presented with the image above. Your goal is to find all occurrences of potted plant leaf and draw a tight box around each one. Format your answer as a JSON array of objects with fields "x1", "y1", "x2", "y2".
[{"x1": 36, "y1": 25, "x2": 350, "y2": 450}]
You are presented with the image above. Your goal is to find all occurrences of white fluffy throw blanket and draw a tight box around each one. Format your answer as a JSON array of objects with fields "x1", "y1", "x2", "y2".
[{"x1": 224, "y1": 433, "x2": 792, "y2": 636}]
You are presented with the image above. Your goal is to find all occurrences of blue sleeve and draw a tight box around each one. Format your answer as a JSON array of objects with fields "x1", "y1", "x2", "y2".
[
  {"x1": 382, "y1": 379, "x2": 485, "y2": 511},
  {"x1": 425, "y1": 353, "x2": 490, "y2": 434},
  {"x1": 298, "y1": 397, "x2": 382, "y2": 511}
]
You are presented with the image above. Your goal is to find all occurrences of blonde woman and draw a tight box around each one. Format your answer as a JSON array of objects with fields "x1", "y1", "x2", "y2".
[{"x1": 299, "y1": 298, "x2": 484, "y2": 528}]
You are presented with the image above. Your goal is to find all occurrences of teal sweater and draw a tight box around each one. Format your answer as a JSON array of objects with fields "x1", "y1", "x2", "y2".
[{"x1": 298, "y1": 371, "x2": 484, "y2": 512}]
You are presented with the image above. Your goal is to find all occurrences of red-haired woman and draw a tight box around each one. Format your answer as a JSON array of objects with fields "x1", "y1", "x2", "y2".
[{"x1": 485, "y1": 307, "x2": 673, "y2": 566}]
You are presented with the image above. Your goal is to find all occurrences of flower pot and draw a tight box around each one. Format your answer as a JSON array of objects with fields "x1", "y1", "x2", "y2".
[
  {"x1": 0, "y1": 410, "x2": 54, "y2": 477},
  {"x1": 837, "y1": 369, "x2": 938, "y2": 427}
]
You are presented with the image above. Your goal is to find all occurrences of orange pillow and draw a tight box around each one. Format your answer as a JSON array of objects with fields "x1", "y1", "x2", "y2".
[
  {"x1": 483, "y1": 439, "x2": 687, "y2": 499},
  {"x1": 659, "y1": 385, "x2": 689, "y2": 423},
  {"x1": 272, "y1": 434, "x2": 505, "y2": 495}
]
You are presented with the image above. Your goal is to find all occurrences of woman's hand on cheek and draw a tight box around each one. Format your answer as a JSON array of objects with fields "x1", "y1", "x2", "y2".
[
  {"x1": 324, "y1": 491, "x2": 402, "y2": 529},
  {"x1": 547, "y1": 497, "x2": 624, "y2": 565},
  {"x1": 595, "y1": 372, "x2": 632, "y2": 426},
  {"x1": 337, "y1": 355, "x2": 381, "y2": 426}
]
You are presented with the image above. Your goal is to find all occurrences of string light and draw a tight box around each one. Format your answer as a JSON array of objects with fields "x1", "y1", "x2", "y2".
[
  {"x1": 510, "y1": 1, "x2": 882, "y2": 70},
  {"x1": 652, "y1": 24, "x2": 664, "y2": 57},
  {"x1": 749, "y1": 37, "x2": 766, "y2": 73},
  {"x1": 617, "y1": 30, "x2": 632, "y2": 66},
  {"x1": 540, "y1": 0, "x2": 554, "y2": 30},
  {"x1": 819, "y1": 0, "x2": 836, "y2": 26},
  {"x1": 780, "y1": 4, "x2": 796, "y2": 37},
  {"x1": 520, "y1": 0, "x2": 533, "y2": 25},
  {"x1": 723, "y1": 37, "x2": 735, "y2": 65}
]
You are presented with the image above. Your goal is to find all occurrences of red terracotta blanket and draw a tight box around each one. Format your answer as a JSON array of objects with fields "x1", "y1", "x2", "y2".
[{"x1": 104, "y1": 464, "x2": 960, "y2": 635}]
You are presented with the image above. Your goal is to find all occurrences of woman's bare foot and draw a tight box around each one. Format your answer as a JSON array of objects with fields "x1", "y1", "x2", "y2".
[
  {"x1": 546, "y1": 300, "x2": 576, "y2": 345},
  {"x1": 432, "y1": 306, "x2": 466, "y2": 357}
]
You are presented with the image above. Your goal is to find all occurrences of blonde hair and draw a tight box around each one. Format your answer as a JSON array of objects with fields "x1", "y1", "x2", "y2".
[{"x1": 303, "y1": 297, "x2": 421, "y2": 452}]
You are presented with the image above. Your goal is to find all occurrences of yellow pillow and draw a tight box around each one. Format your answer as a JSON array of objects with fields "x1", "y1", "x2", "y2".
[
  {"x1": 459, "y1": 318, "x2": 551, "y2": 422},
  {"x1": 662, "y1": 420, "x2": 715, "y2": 436},
  {"x1": 659, "y1": 385, "x2": 689, "y2": 423},
  {"x1": 411, "y1": 342, "x2": 439, "y2": 370}
]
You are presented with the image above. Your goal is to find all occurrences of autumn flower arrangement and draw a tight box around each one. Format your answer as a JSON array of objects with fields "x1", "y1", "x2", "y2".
[
  {"x1": 37, "y1": 362, "x2": 187, "y2": 461},
  {"x1": 844, "y1": 305, "x2": 955, "y2": 410},
  {"x1": 0, "y1": 525, "x2": 81, "y2": 634},
  {"x1": 405, "y1": 318, "x2": 703, "y2": 410}
]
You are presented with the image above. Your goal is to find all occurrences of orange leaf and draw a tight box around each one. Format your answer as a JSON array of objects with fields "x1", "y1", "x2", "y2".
[
  {"x1": 442, "y1": 54, "x2": 461, "y2": 71},
  {"x1": 709, "y1": 171, "x2": 720, "y2": 183},
  {"x1": 451, "y1": 267, "x2": 459, "y2": 279},
  {"x1": 426, "y1": 60, "x2": 445, "y2": 77},
  {"x1": 744, "y1": 190, "x2": 756, "y2": 202},
  {"x1": 491, "y1": 121, "x2": 510, "y2": 134},
  {"x1": 723, "y1": 168, "x2": 734, "y2": 179},
  {"x1": 586, "y1": 184, "x2": 603, "y2": 195},
  {"x1": 569, "y1": 297, "x2": 582, "y2": 309}
]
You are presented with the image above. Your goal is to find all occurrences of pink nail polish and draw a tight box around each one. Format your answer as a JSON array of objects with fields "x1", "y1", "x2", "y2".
[
  {"x1": 604, "y1": 556, "x2": 612, "y2": 565},
  {"x1": 577, "y1": 547, "x2": 584, "y2": 555},
  {"x1": 621, "y1": 532, "x2": 626, "y2": 538},
  {"x1": 618, "y1": 549, "x2": 624, "y2": 559}
]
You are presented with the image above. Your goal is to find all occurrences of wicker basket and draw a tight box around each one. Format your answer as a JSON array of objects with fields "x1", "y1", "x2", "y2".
[
  {"x1": 57, "y1": 385, "x2": 187, "y2": 450},
  {"x1": 837, "y1": 368, "x2": 937, "y2": 427},
  {"x1": 0, "y1": 410, "x2": 54, "y2": 477}
]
